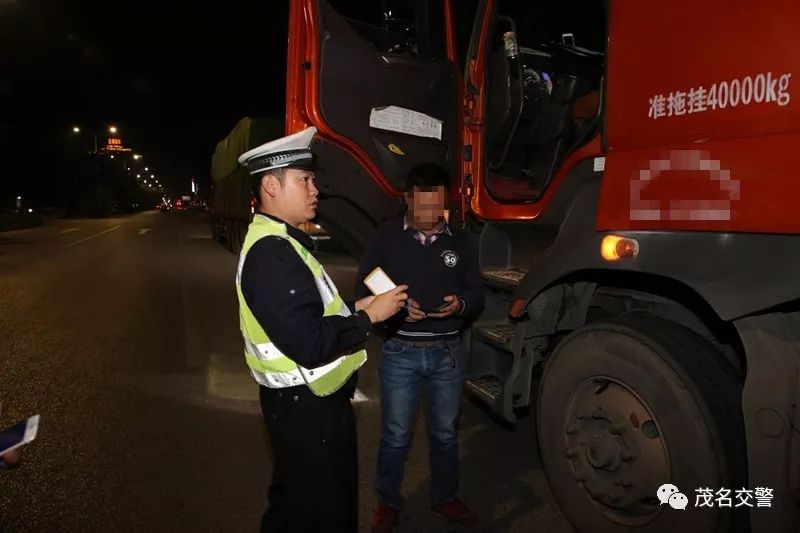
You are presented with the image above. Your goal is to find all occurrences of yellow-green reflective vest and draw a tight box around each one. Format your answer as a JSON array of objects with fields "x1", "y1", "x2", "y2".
[{"x1": 235, "y1": 214, "x2": 367, "y2": 396}]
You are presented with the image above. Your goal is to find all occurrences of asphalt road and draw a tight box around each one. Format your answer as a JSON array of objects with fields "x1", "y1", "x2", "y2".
[{"x1": 0, "y1": 211, "x2": 574, "y2": 533}]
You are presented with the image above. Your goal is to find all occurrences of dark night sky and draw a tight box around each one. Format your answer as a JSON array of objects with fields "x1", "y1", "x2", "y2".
[
  {"x1": 0, "y1": 0, "x2": 603, "y2": 205},
  {"x1": 0, "y1": 0, "x2": 290, "y2": 202}
]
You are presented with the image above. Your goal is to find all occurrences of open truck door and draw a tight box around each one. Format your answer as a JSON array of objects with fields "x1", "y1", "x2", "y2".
[
  {"x1": 461, "y1": 0, "x2": 604, "y2": 221},
  {"x1": 285, "y1": 0, "x2": 461, "y2": 255}
]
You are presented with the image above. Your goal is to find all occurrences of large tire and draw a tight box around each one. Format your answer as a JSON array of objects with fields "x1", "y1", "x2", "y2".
[
  {"x1": 538, "y1": 315, "x2": 748, "y2": 533},
  {"x1": 229, "y1": 218, "x2": 242, "y2": 255},
  {"x1": 209, "y1": 214, "x2": 218, "y2": 243},
  {"x1": 237, "y1": 217, "x2": 249, "y2": 249}
]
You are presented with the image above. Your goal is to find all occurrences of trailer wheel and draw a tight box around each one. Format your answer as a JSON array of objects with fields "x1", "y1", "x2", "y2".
[
  {"x1": 229, "y1": 219, "x2": 242, "y2": 255},
  {"x1": 538, "y1": 315, "x2": 747, "y2": 533},
  {"x1": 238, "y1": 218, "x2": 249, "y2": 252}
]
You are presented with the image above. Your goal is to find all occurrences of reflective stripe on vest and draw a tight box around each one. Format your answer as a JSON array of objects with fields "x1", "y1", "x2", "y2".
[{"x1": 235, "y1": 214, "x2": 367, "y2": 397}]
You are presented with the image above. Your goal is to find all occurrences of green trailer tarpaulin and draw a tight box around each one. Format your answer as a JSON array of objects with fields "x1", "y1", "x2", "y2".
[
  {"x1": 211, "y1": 117, "x2": 283, "y2": 183},
  {"x1": 211, "y1": 117, "x2": 284, "y2": 219}
]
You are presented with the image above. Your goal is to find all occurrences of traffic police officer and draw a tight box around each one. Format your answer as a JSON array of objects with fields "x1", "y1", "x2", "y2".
[{"x1": 236, "y1": 127, "x2": 408, "y2": 533}]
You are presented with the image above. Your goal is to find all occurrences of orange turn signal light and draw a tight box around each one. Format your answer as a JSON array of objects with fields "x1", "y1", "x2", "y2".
[
  {"x1": 510, "y1": 298, "x2": 527, "y2": 318},
  {"x1": 601, "y1": 235, "x2": 639, "y2": 262}
]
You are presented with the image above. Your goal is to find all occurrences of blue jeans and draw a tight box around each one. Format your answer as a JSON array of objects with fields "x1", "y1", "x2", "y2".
[{"x1": 376, "y1": 336, "x2": 464, "y2": 510}]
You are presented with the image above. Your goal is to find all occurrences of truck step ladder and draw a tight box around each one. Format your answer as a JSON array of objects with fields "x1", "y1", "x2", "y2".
[
  {"x1": 474, "y1": 323, "x2": 516, "y2": 352},
  {"x1": 463, "y1": 261, "x2": 532, "y2": 422},
  {"x1": 480, "y1": 267, "x2": 528, "y2": 289},
  {"x1": 465, "y1": 375, "x2": 505, "y2": 402}
]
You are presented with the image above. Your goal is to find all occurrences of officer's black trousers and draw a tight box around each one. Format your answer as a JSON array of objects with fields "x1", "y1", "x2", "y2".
[{"x1": 259, "y1": 384, "x2": 358, "y2": 533}]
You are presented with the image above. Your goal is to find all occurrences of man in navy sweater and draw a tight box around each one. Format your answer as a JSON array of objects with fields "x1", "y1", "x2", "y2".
[{"x1": 356, "y1": 163, "x2": 485, "y2": 531}]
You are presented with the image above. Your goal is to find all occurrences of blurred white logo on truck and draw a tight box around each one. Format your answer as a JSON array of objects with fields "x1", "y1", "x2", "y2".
[{"x1": 630, "y1": 150, "x2": 740, "y2": 222}]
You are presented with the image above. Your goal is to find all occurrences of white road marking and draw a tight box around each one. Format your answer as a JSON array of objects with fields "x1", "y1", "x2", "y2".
[
  {"x1": 351, "y1": 388, "x2": 370, "y2": 403},
  {"x1": 139, "y1": 228, "x2": 151, "y2": 235},
  {"x1": 62, "y1": 225, "x2": 122, "y2": 249},
  {"x1": 60, "y1": 228, "x2": 79, "y2": 234}
]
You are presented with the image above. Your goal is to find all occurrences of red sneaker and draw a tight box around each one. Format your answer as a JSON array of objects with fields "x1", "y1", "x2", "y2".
[
  {"x1": 370, "y1": 502, "x2": 399, "y2": 533},
  {"x1": 431, "y1": 497, "x2": 479, "y2": 527}
]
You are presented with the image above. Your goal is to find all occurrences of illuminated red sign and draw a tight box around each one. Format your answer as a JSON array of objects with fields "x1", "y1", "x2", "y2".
[{"x1": 104, "y1": 137, "x2": 132, "y2": 152}]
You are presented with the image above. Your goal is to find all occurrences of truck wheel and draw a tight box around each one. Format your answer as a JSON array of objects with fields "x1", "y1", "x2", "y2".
[
  {"x1": 238, "y1": 219, "x2": 248, "y2": 249},
  {"x1": 538, "y1": 315, "x2": 747, "y2": 533},
  {"x1": 209, "y1": 215, "x2": 218, "y2": 242},
  {"x1": 229, "y1": 219, "x2": 242, "y2": 255}
]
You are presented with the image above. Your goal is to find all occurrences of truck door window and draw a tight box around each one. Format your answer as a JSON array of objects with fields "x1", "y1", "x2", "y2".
[
  {"x1": 328, "y1": 0, "x2": 447, "y2": 62},
  {"x1": 482, "y1": 0, "x2": 605, "y2": 203},
  {"x1": 452, "y1": 0, "x2": 480, "y2": 69},
  {"x1": 312, "y1": 0, "x2": 461, "y2": 196}
]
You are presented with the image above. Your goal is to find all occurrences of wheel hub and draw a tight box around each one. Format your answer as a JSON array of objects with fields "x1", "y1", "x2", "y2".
[
  {"x1": 585, "y1": 435, "x2": 622, "y2": 471},
  {"x1": 563, "y1": 378, "x2": 670, "y2": 526}
]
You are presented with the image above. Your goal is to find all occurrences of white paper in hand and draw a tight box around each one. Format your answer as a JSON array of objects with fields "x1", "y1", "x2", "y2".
[{"x1": 364, "y1": 267, "x2": 396, "y2": 295}]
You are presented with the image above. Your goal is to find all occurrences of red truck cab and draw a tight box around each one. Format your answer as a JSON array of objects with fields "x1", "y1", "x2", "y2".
[{"x1": 284, "y1": 2, "x2": 800, "y2": 532}]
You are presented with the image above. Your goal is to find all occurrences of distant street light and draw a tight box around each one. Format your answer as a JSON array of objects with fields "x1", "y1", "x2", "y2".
[
  {"x1": 144, "y1": 167, "x2": 149, "y2": 171},
  {"x1": 150, "y1": 174, "x2": 154, "y2": 178},
  {"x1": 133, "y1": 154, "x2": 142, "y2": 160},
  {"x1": 109, "y1": 126, "x2": 118, "y2": 134},
  {"x1": 71, "y1": 125, "x2": 101, "y2": 152},
  {"x1": 136, "y1": 174, "x2": 141, "y2": 178},
  {"x1": 110, "y1": 155, "x2": 115, "y2": 159}
]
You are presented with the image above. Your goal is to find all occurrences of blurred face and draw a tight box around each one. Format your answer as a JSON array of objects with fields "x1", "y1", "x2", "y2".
[
  {"x1": 261, "y1": 168, "x2": 319, "y2": 226},
  {"x1": 406, "y1": 185, "x2": 447, "y2": 230}
]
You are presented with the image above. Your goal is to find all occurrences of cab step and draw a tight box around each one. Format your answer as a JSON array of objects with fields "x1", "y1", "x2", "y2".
[
  {"x1": 465, "y1": 375, "x2": 504, "y2": 402},
  {"x1": 481, "y1": 267, "x2": 528, "y2": 289},
  {"x1": 475, "y1": 323, "x2": 516, "y2": 352}
]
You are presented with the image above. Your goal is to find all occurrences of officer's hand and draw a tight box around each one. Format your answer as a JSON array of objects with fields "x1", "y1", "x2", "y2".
[
  {"x1": 365, "y1": 285, "x2": 408, "y2": 323},
  {"x1": 405, "y1": 298, "x2": 427, "y2": 323},
  {"x1": 354, "y1": 295, "x2": 375, "y2": 312}
]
